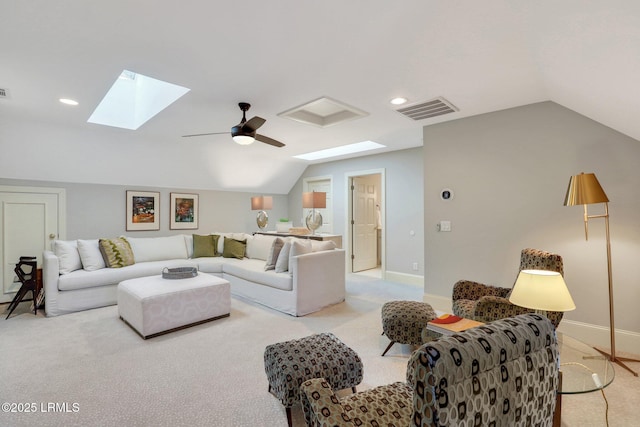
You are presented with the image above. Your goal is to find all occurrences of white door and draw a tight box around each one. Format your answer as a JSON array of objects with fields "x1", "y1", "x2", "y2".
[
  {"x1": 0, "y1": 188, "x2": 63, "y2": 303},
  {"x1": 352, "y1": 175, "x2": 379, "y2": 272},
  {"x1": 305, "y1": 178, "x2": 332, "y2": 233}
]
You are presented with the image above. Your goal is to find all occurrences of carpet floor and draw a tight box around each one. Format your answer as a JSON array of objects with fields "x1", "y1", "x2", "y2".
[{"x1": 1, "y1": 273, "x2": 638, "y2": 426}]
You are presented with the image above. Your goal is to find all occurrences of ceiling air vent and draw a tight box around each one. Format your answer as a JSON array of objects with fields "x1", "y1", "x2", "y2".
[
  {"x1": 395, "y1": 97, "x2": 458, "y2": 120},
  {"x1": 0, "y1": 88, "x2": 9, "y2": 99}
]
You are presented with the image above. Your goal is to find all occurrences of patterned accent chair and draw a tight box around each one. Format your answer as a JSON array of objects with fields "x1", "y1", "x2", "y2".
[
  {"x1": 380, "y1": 300, "x2": 437, "y2": 356},
  {"x1": 300, "y1": 313, "x2": 559, "y2": 426},
  {"x1": 452, "y1": 248, "x2": 565, "y2": 327}
]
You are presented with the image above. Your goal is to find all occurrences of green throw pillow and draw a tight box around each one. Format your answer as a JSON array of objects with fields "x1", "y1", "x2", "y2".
[
  {"x1": 192, "y1": 234, "x2": 219, "y2": 258},
  {"x1": 99, "y1": 237, "x2": 135, "y2": 268},
  {"x1": 222, "y1": 237, "x2": 246, "y2": 259}
]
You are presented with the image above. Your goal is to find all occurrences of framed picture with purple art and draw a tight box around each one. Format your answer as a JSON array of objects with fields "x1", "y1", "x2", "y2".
[
  {"x1": 126, "y1": 191, "x2": 160, "y2": 231},
  {"x1": 170, "y1": 192, "x2": 199, "y2": 230}
]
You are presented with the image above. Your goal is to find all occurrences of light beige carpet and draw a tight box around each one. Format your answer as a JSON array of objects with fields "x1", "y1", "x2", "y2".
[{"x1": 1, "y1": 274, "x2": 638, "y2": 426}]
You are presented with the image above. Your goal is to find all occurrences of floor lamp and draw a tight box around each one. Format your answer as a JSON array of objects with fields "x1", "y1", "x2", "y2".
[{"x1": 564, "y1": 172, "x2": 639, "y2": 376}]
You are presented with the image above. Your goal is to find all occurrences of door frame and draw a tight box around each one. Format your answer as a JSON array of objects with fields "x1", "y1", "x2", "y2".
[{"x1": 345, "y1": 169, "x2": 385, "y2": 275}]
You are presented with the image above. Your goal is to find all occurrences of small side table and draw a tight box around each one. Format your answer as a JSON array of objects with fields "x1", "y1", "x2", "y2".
[{"x1": 554, "y1": 333, "x2": 615, "y2": 426}]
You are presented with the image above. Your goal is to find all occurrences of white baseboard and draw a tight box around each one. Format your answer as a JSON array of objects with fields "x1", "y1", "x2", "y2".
[
  {"x1": 384, "y1": 271, "x2": 423, "y2": 287},
  {"x1": 423, "y1": 293, "x2": 640, "y2": 356}
]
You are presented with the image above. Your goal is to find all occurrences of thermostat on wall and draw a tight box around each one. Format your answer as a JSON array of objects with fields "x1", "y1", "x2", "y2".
[{"x1": 440, "y1": 188, "x2": 453, "y2": 201}]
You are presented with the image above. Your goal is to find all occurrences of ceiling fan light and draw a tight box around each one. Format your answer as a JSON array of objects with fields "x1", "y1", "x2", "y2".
[{"x1": 233, "y1": 134, "x2": 255, "y2": 145}]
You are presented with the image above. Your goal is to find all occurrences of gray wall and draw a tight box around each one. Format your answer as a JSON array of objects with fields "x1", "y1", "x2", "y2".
[
  {"x1": 288, "y1": 147, "x2": 424, "y2": 277},
  {"x1": 423, "y1": 101, "x2": 640, "y2": 336},
  {"x1": 0, "y1": 178, "x2": 288, "y2": 239}
]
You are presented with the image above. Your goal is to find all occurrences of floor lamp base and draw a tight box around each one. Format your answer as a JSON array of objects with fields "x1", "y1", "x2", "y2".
[{"x1": 594, "y1": 347, "x2": 640, "y2": 377}]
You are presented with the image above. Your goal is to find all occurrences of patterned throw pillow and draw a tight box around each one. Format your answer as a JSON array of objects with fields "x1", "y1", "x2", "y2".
[
  {"x1": 222, "y1": 237, "x2": 246, "y2": 259},
  {"x1": 99, "y1": 237, "x2": 135, "y2": 268},
  {"x1": 192, "y1": 234, "x2": 219, "y2": 258}
]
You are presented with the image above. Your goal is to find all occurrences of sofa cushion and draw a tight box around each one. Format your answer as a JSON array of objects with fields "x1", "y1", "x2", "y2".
[
  {"x1": 223, "y1": 258, "x2": 293, "y2": 291},
  {"x1": 275, "y1": 240, "x2": 291, "y2": 273},
  {"x1": 223, "y1": 237, "x2": 246, "y2": 259},
  {"x1": 57, "y1": 259, "x2": 199, "y2": 291},
  {"x1": 311, "y1": 240, "x2": 336, "y2": 252},
  {"x1": 246, "y1": 234, "x2": 276, "y2": 261},
  {"x1": 99, "y1": 237, "x2": 135, "y2": 268},
  {"x1": 77, "y1": 239, "x2": 106, "y2": 271},
  {"x1": 193, "y1": 234, "x2": 219, "y2": 258},
  {"x1": 194, "y1": 257, "x2": 224, "y2": 274},
  {"x1": 288, "y1": 240, "x2": 312, "y2": 275},
  {"x1": 125, "y1": 235, "x2": 188, "y2": 263},
  {"x1": 264, "y1": 237, "x2": 284, "y2": 271},
  {"x1": 54, "y1": 240, "x2": 82, "y2": 275}
]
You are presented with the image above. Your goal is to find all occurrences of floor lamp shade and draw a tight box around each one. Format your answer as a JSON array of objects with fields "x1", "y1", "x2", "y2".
[
  {"x1": 564, "y1": 173, "x2": 609, "y2": 206},
  {"x1": 509, "y1": 270, "x2": 576, "y2": 313},
  {"x1": 251, "y1": 196, "x2": 272, "y2": 230}
]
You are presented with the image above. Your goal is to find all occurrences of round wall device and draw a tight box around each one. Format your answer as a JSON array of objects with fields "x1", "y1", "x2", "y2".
[{"x1": 440, "y1": 188, "x2": 453, "y2": 201}]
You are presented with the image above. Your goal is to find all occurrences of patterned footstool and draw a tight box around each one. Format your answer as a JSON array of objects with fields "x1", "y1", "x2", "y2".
[
  {"x1": 263, "y1": 332, "x2": 363, "y2": 427},
  {"x1": 381, "y1": 300, "x2": 436, "y2": 356}
]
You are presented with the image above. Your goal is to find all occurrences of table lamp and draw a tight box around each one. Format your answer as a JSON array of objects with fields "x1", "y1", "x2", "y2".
[
  {"x1": 302, "y1": 191, "x2": 326, "y2": 234},
  {"x1": 251, "y1": 196, "x2": 272, "y2": 231},
  {"x1": 509, "y1": 269, "x2": 576, "y2": 317}
]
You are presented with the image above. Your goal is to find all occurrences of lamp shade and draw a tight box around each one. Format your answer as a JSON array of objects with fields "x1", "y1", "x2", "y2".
[
  {"x1": 251, "y1": 196, "x2": 272, "y2": 211},
  {"x1": 233, "y1": 135, "x2": 255, "y2": 145},
  {"x1": 564, "y1": 173, "x2": 609, "y2": 206},
  {"x1": 509, "y1": 270, "x2": 576, "y2": 312},
  {"x1": 302, "y1": 191, "x2": 326, "y2": 209}
]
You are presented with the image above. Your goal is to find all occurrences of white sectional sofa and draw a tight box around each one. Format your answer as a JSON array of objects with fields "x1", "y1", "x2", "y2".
[{"x1": 43, "y1": 233, "x2": 345, "y2": 317}]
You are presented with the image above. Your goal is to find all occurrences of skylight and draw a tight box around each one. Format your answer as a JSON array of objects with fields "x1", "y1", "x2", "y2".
[
  {"x1": 294, "y1": 141, "x2": 386, "y2": 161},
  {"x1": 88, "y1": 70, "x2": 190, "y2": 130}
]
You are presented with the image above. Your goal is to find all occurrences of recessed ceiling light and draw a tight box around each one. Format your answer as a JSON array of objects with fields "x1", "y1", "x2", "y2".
[
  {"x1": 59, "y1": 98, "x2": 79, "y2": 106},
  {"x1": 390, "y1": 97, "x2": 407, "y2": 105},
  {"x1": 88, "y1": 70, "x2": 190, "y2": 130},
  {"x1": 294, "y1": 141, "x2": 386, "y2": 161}
]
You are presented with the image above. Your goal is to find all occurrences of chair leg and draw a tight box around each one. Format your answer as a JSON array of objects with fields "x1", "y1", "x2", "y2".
[
  {"x1": 381, "y1": 341, "x2": 396, "y2": 356},
  {"x1": 285, "y1": 407, "x2": 292, "y2": 427},
  {"x1": 5, "y1": 285, "x2": 28, "y2": 319}
]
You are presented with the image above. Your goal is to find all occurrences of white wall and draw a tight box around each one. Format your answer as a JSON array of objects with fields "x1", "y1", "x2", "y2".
[
  {"x1": 289, "y1": 147, "x2": 424, "y2": 280},
  {"x1": 0, "y1": 178, "x2": 288, "y2": 239},
  {"x1": 423, "y1": 101, "x2": 640, "y2": 352}
]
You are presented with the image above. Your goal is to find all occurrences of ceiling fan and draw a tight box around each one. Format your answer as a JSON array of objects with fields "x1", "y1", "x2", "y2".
[{"x1": 182, "y1": 102, "x2": 285, "y2": 147}]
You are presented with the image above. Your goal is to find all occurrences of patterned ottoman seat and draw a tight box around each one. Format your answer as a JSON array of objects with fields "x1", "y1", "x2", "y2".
[
  {"x1": 263, "y1": 332, "x2": 363, "y2": 427},
  {"x1": 380, "y1": 300, "x2": 437, "y2": 356}
]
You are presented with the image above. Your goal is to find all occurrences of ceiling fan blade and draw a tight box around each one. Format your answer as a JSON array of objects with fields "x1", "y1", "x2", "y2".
[
  {"x1": 255, "y1": 134, "x2": 285, "y2": 148},
  {"x1": 182, "y1": 132, "x2": 229, "y2": 138},
  {"x1": 242, "y1": 116, "x2": 266, "y2": 133}
]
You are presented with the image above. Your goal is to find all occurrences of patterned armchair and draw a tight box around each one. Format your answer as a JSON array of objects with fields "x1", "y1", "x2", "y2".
[
  {"x1": 452, "y1": 248, "x2": 565, "y2": 327},
  {"x1": 300, "y1": 314, "x2": 559, "y2": 426}
]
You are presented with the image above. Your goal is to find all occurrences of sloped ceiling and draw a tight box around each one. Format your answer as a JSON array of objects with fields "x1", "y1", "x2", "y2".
[{"x1": 1, "y1": 1, "x2": 639, "y2": 193}]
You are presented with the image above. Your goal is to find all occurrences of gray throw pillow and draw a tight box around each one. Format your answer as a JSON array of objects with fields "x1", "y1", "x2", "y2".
[{"x1": 264, "y1": 237, "x2": 284, "y2": 271}]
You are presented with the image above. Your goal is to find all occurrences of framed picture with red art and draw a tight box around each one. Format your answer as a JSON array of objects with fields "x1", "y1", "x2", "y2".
[
  {"x1": 126, "y1": 191, "x2": 160, "y2": 231},
  {"x1": 170, "y1": 192, "x2": 199, "y2": 230}
]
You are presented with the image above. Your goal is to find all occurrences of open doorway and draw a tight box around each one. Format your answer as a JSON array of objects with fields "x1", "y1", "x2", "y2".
[{"x1": 346, "y1": 169, "x2": 384, "y2": 277}]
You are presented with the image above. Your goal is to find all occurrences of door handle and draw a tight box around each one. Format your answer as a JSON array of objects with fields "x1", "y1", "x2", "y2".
[{"x1": 49, "y1": 233, "x2": 56, "y2": 239}]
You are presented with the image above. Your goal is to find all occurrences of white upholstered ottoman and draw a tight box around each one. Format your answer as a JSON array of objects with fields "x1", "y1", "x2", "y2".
[{"x1": 117, "y1": 274, "x2": 230, "y2": 339}]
